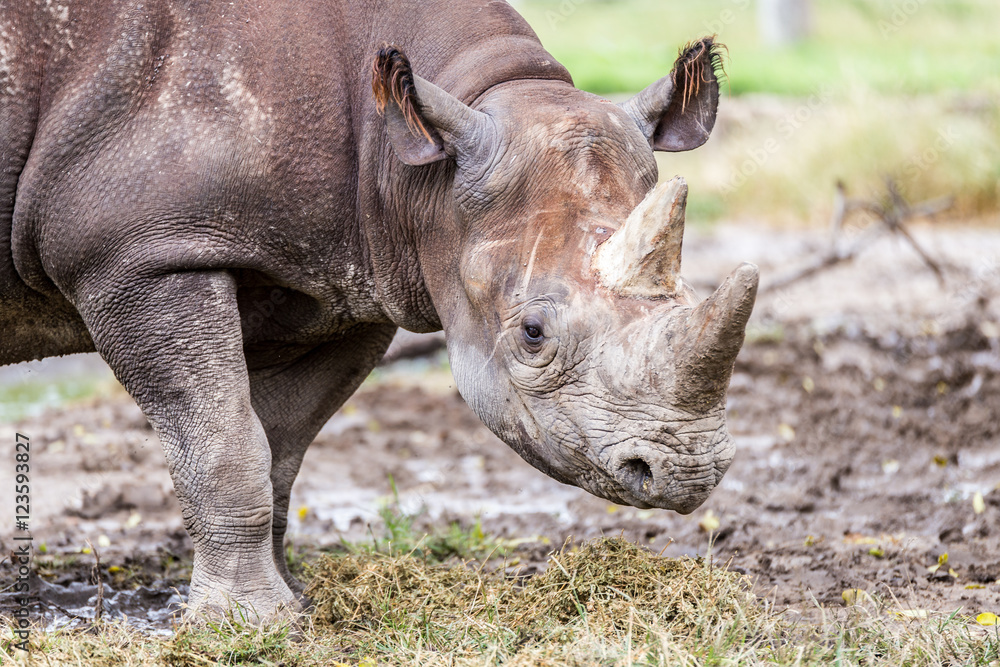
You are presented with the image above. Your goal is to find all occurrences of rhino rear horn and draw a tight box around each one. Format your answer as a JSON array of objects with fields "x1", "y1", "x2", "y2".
[
  {"x1": 372, "y1": 46, "x2": 496, "y2": 166},
  {"x1": 675, "y1": 263, "x2": 759, "y2": 410},
  {"x1": 619, "y1": 37, "x2": 723, "y2": 152},
  {"x1": 592, "y1": 177, "x2": 688, "y2": 298}
]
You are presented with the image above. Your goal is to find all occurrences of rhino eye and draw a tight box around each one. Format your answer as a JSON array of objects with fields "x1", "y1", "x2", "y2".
[{"x1": 522, "y1": 320, "x2": 544, "y2": 345}]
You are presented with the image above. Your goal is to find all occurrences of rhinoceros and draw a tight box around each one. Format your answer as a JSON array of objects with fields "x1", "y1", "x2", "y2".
[{"x1": 0, "y1": 0, "x2": 757, "y2": 619}]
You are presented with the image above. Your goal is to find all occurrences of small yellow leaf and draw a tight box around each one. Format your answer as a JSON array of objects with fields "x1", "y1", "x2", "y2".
[
  {"x1": 97, "y1": 535, "x2": 111, "y2": 548},
  {"x1": 936, "y1": 381, "x2": 949, "y2": 395},
  {"x1": 802, "y1": 376, "x2": 815, "y2": 393},
  {"x1": 974, "y1": 492, "x2": 986, "y2": 515},
  {"x1": 977, "y1": 612, "x2": 999, "y2": 626},
  {"x1": 966, "y1": 584, "x2": 985, "y2": 590},
  {"x1": 842, "y1": 589, "x2": 870, "y2": 605},
  {"x1": 933, "y1": 455, "x2": 948, "y2": 468},
  {"x1": 778, "y1": 423, "x2": 795, "y2": 442},
  {"x1": 892, "y1": 405, "x2": 903, "y2": 419},
  {"x1": 949, "y1": 568, "x2": 959, "y2": 579},
  {"x1": 873, "y1": 377, "x2": 886, "y2": 392},
  {"x1": 108, "y1": 566, "x2": 122, "y2": 574},
  {"x1": 606, "y1": 504, "x2": 620, "y2": 515},
  {"x1": 297, "y1": 506, "x2": 309, "y2": 521},
  {"x1": 804, "y1": 535, "x2": 816, "y2": 547},
  {"x1": 869, "y1": 546, "x2": 885, "y2": 558},
  {"x1": 699, "y1": 509, "x2": 720, "y2": 533},
  {"x1": 81, "y1": 547, "x2": 92, "y2": 555},
  {"x1": 929, "y1": 553, "x2": 949, "y2": 573},
  {"x1": 125, "y1": 512, "x2": 142, "y2": 529}
]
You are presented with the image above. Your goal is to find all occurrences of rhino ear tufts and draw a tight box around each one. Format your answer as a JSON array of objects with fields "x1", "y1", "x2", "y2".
[
  {"x1": 593, "y1": 177, "x2": 688, "y2": 298},
  {"x1": 372, "y1": 46, "x2": 496, "y2": 167},
  {"x1": 619, "y1": 37, "x2": 724, "y2": 152}
]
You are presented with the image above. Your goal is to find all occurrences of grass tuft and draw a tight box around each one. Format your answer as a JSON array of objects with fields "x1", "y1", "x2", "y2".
[
  {"x1": 350, "y1": 475, "x2": 510, "y2": 562},
  {"x1": 305, "y1": 536, "x2": 763, "y2": 661},
  {"x1": 161, "y1": 608, "x2": 296, "y2": 667}
]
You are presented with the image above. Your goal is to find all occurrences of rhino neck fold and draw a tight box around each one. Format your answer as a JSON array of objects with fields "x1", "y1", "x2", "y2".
[{"x1": 362, "y1": 151, "x2": 456, "y2": 334}]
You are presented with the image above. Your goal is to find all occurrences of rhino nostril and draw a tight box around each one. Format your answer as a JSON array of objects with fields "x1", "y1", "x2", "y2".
[{"x1": 620, "y1": 458, "x2": 653, "y2": 495}]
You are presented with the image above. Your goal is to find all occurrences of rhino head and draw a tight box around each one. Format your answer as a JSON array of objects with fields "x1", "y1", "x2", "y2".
[{"x1": 375, "y1": 39, "x2": 758, "y2": 513}]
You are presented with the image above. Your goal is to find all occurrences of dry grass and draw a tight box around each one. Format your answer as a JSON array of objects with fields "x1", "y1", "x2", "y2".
[
  {"x1": 305, "y1": 537, "x2": 762, "y2": 660},
  {"x1": 5, "y1": 536, "x2": 998, "y2": 666},
  {"x1": 662, "y1": 92, "x2": 1000, "y2": 225}
]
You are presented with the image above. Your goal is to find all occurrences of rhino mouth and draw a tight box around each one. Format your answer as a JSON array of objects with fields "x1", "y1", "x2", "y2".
[
  {"x1": 595, "y1": 437, "x2": 729, "y2": 514},
  {"x1": 603, "y1": 471, "x2": 716, "y2": 514},
  {"x1": 606, "y1": 478, "x2": 715, "y2": 514}
]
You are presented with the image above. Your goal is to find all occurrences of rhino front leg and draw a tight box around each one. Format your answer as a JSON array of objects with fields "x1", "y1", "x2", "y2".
[
  {"x1": 77, "y1": 271, "x2": 297, "y2": 622},
  {"x1": 246, "y1": 324, "x2": 396, "y2": 596}
]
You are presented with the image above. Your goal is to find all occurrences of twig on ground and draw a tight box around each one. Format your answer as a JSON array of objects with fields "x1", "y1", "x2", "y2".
[
  {"x1": 86, "y1": 539, "x2": 104, "y2": 622},
  {"x1": 45, "y1": 599, "x2": 91, "y2": 623},
  {"x1": 761, "y1": 179, "x2": 951, "y2": 295}
]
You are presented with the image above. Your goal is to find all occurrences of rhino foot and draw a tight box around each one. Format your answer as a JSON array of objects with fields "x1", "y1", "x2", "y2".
[{"x1": 184, "y1": 570, "x2": 303, "y2": 625}]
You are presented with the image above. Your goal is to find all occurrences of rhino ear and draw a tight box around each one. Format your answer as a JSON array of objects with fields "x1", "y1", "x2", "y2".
[
  {"x1": 372, "y1": 47, "x2": 495, "y2": 167},
  {"x1": 619, "y1": 37, "x2": 723, "y2": 152},
  {"x1": 381, "y1": 99, "x2": 448, "y2": 166}
]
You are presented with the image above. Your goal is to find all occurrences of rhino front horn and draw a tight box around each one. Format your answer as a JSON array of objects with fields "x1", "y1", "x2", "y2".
[
  {"x1": 593, "y1": 177, "x2": 687, "y2": 298},
  {"x1": 675, "y1": 262, "x2": 759, "y2": 410}
]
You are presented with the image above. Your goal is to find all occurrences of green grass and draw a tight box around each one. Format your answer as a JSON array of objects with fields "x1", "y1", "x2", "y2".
[
  {"x1": 0, "y1": 374, "x2": 118, "y2": 422},
  {"x1": 518, "y1": 0, "x2": 1000, "y2": 97},
  {"x1": 349, "y1": 475, "x2": 511, "y2": 562}
]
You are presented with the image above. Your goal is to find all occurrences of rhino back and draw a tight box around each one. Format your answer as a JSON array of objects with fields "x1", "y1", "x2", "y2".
[{"x1": 3, "y1": 0, "x2": 569, "y2": 359}]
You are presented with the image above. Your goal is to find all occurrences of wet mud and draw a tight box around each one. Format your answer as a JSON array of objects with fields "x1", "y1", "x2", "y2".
[{"x1": 2, "y1": 224, "x2": 998, "y2": 628}]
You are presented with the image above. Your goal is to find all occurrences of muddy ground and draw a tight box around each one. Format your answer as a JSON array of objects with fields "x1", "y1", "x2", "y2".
[{"x1": 2, "y1": 222, "x2": 999, "y2": 631}]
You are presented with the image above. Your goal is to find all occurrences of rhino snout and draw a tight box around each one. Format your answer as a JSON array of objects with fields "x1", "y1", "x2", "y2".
[{"x1": 607, "y1": 433, "x2": 734, "y2": 513}]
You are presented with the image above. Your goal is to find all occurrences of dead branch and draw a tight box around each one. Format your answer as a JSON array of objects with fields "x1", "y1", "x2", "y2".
[{"x1": 761, "y1": 179, "x2": 951, "y2": 295}]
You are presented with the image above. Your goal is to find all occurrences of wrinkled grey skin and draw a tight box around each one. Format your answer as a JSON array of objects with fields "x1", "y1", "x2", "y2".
[{"x1": 0, "y1": 0, "x2": 756, "y2": 620}]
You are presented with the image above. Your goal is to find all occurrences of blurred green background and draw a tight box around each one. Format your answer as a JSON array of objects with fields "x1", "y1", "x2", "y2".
[{"x1": 516, "y1": 0, "x2": 1000, "y2": 225}]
